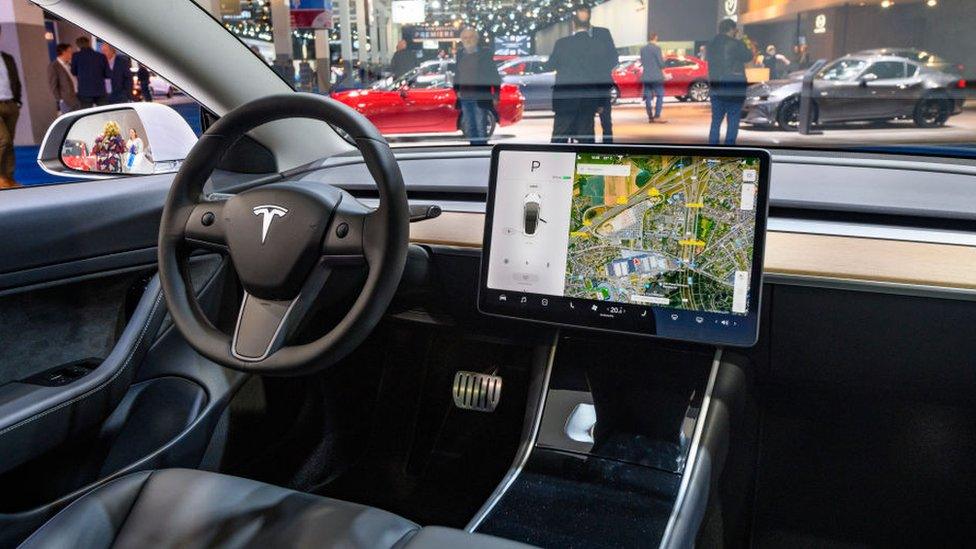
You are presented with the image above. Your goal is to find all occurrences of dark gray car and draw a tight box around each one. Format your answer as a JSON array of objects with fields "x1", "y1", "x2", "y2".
[{"x1": 743, "y1": 54, "x2": 966, "y2": 130}]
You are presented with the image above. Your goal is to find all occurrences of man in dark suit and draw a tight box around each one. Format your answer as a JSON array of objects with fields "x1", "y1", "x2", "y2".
[
  {"x1": 546, "y1": 16, "x2": 609, "y2": 143},
  {"x1": 71, "y1": 36, "x2": 110, "y2": 107},
  {"x1": 390, "y1": 39, "x2": 419, "y2": 80},
  {"x1": 574, "y1": 6, "x2": 618, "y2": 143},
  {"x1": 454, "y1": 27, "x2": 501, "y2": 146},
  {"x1": 707, "y1": 19, "x2": 753, "y2": 145},
  {"x1": 640, "y1": 33, "x2": 666, "y2": 123},
  {"x1": 0, "y1": 27, "x2": 22, "y2": 188},
  {"x1": 102, "y1": 43, "x2": 132, "y2": 104},
  {"x1": 49, "y1": 43, "x2": 81, "y2": 114}
]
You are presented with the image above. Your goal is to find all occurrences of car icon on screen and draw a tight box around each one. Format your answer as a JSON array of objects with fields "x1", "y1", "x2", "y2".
[{"x1": 523, "y1": 193, "x2": 542, "y2": 235}]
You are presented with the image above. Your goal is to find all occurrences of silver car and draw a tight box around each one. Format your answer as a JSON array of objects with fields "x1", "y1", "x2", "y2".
[
  {"x1": 743, "y1": 54, "x2": 966, "y2": 130},
  {"x1": 500, "y1": 56, "x2": 553, "y2": 111}
]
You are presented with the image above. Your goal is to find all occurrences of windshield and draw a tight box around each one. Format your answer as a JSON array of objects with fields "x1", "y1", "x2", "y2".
[{"x1": 221, "y1": 0, "x2": 974, "y2": 154}]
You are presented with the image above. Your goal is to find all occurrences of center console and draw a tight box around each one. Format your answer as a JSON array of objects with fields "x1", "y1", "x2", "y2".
[{"x1": 466, "y1": 144, "x2": 769, "y2": 547}]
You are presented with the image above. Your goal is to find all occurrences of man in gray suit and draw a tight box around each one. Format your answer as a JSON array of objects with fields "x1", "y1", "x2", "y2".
[{"x1": 48, "y1": 43, "x2": 80, "y2": 114}]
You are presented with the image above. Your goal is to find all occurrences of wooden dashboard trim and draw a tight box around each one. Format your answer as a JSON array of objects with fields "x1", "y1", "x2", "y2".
[{"x1": 409, "y1": 212, "x2": 976, "y2": 291}]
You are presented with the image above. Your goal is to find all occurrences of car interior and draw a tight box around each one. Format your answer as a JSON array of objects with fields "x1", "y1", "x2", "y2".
[{"x1": 3, "y1": 0, "x2": 976, "y2": 548}]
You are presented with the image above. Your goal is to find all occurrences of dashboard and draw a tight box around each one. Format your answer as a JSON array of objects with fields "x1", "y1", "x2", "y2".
[
  {"x1": 291, "y1": 148, "x2": 976, "y2": 305},
  {"x1": 477, "y1": 144, "x2": 771, "y2": 347}
]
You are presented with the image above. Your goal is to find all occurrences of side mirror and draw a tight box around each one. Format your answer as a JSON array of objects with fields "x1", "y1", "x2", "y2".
[
  {"x1": 38, "y1": 103, "x2": 197, "y2": 179},
  {"x1": 859, "y1": 73, "x2": 879, "y2": 86}
]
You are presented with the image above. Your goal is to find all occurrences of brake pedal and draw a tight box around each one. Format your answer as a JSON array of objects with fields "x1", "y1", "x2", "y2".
[{"x1": 452, "y1": 371, "x2": 502, "y2": 412}]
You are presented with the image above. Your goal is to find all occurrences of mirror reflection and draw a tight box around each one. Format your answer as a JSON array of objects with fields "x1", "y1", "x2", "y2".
[{"x1": 61, "y1": 109, "x2": 153, "y2": 174}]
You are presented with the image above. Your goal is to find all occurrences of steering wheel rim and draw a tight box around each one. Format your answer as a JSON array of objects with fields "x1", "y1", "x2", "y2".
[{"x1": 158, "y1": 93, "x2": 409, "y2": 375}]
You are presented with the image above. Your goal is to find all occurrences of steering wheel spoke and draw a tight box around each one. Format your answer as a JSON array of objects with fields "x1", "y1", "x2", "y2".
[
  {"x1": 184, "y1": 200, "x2": 228, "y2": 250},
  {"x1": 321, "y1": 191, "x2": 373, "y2": 265},
  {"x1": 231, "y1": 259, "x2": 333, "y2": 362}
]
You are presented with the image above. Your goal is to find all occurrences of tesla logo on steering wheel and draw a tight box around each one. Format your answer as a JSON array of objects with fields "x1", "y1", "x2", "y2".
[{"x1": 252, "y1": 204, "x2": 289, "y2": 244}]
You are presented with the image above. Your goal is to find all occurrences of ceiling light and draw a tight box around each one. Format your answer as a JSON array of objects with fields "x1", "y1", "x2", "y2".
[
  {"x1": 880, "y1": 0, "x2": 892, "y2": 7},
  {"x1": 926, "y1": 0, "x2": 937, "y2": 6}
]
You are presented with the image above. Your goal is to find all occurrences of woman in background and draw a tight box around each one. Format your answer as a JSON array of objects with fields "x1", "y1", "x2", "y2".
[
  {"x1": 92, "y1": 120, "x2": 126, "y2": 173},
  {"x1": 125, "y1": 127, "x2": 145, "y2": 173}
]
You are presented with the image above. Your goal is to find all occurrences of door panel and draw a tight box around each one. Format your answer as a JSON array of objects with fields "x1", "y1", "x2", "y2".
[
  {"x1": 0, "y1": 175, "x2": 172, "y2": 284},
  {"x1": 0, "y1": 255, "x2": 224, "y2": 474},
  {"x1": 0, "y1": 275, "x2": 135, "y2": 386},
  {"x1": 402, "y1": 87, "x2": 457, "y2": 132},
  {"x1": 0, "y1": 173, "x2": 249, "y2": 546},
  {"x1": 815, "y1": 80, "x2": 863, "y2": 121}
]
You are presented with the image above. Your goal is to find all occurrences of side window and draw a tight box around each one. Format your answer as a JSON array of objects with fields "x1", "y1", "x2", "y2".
[
  {"x1": 906, "y1": 63, "x2": 919, "y2": 77},
  {"x1": 0, "y1": 16, "x2": 202, "y2": 190},
  {"x1": 865, "y1": 61, "x2": 905, "y2": 80}
]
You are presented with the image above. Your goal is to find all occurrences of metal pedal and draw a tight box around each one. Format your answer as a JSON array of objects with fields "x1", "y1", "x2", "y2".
[{"x1": 452, "y1": 371, "x2": 502, "y2": 412}]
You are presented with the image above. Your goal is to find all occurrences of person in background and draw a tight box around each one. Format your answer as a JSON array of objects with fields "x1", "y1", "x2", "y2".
[
  {"x1": 697, "y1": 44, "x2": 708, "y2": 62},
  {"x1": 453, "y1": 27, "x2": 501, "y2": 146},
  {"x1": 574, "y1": 6, "x2": 618, "y2": 143},
  {"x1": 390, "y1": 40, "x2": 417, "y2": 80},
  {"x1": 794, "y1": 43, "x2": 811, "y2": 71},
  {"x1": 124, "y1": 127, "x2": 145, "y2": 172},
  {"x1": 137, "y1": 64, "x2": 152, "y2": 102},
  {"x1": 48, "y1": 43, "x2": 80, "y2": 114},
  {"x1": 762, "y1": 45, "x2": 791, "y2": 80},
  {"x1": 0, "y1": 26, "x2": 22, "y2": 188},
  {"x1": 546, "y1": 13, "x2": 605, "y2": 143},
  {"x1": 102, "y1": 43, "x2": 132, "y2": 104},
  {"x1": 72, "y1": 36, "x2": 109, "y2": 108},
  {"x1": 640, "y1": 33, "x2": 667, "y2": 123},
  {"x1": 706, "y1": 18, "x2": 753, "y2": 145},
  {"x1": 92, "y1": 120, "x2": 126, "y2": 173}
]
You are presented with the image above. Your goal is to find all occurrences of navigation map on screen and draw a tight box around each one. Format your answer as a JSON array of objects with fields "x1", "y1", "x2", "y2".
[
  {"x1": 485, "y1": 148, "x2": 761, "y2": 314},
  {"x1": 565, "y1": 152, "x2": 758, "y2": 314}
]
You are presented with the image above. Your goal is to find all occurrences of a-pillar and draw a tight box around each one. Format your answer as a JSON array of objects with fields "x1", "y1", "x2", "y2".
[{"x1": 0, "y1": 0, "x2": 58, "y2": 145}]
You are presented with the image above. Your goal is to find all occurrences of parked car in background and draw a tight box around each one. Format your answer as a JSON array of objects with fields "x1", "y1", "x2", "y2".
[
  {"x1": 60, "y1": 139, "x2": 95, "y2": 171},
  {"x1": 499, "y1": 55, "x2": 554, "y2": 111},
  {"x1": 370, "y1": 59, "x2": 456, "y2": 91},
  {"x1": 611, "y1": 55, "x2": 708, "y2": 101},
  {"x1": 130, "y1": 72, "x2": 181, "y2": 101},
  {"x1": 149, "y1": 74, "x2": 180, "y2": 97},
  {"x1": 611, "y1": 54, "x2": 711, "y2": 103},
  {"x1": 331, "y1": 70, "x2": 523, "y2": 137},
  {"x1": 743, "y1": 54, "x2": 966, "y2": 130},
  {"x1": 854, "y1": 48, "x2": 964, "y2": 75}
]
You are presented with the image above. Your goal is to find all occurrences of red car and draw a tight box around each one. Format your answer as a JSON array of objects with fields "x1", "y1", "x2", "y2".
[
  {"x1": 611, "y1": 55, "x2": 711, "y2": 102},
  {"x1": 331, "y1": 72, "x2": 524, "y2": 137},
  {"x1": 61, "y1": 139, "x2": 96, "y2": 172}
]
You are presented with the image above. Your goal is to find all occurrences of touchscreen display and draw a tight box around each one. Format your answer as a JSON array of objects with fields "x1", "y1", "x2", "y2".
[{"x1": 478, "y1": 145, "x2": 770, "y2": 347}]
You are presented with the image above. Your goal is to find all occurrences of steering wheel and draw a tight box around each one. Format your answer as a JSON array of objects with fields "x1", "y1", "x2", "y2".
[{"x1": 158, "y1": 93, "x2": 409, "y2": 376}]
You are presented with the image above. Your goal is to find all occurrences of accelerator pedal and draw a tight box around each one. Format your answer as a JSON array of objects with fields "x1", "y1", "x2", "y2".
[{"x1": 452, "y1": 371, "x2": 502, "y2": 412}]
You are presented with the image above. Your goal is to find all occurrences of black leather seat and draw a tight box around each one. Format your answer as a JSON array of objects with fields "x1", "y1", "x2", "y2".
[{"x1": 19, "y1": 469, "x2": 530, "y2": 549}]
